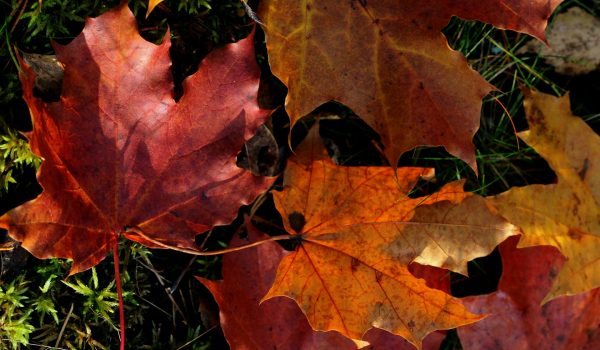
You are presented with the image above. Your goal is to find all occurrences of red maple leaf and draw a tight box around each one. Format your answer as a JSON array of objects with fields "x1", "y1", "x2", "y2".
[
  {"x1": 0, "y1": 3, "x2": 273, "y2": 274},
  {"x1": 458, "y1": 236, "x2": 600, "y2": 349}
]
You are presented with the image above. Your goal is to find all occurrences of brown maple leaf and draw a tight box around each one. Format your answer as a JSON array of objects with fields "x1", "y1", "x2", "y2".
[
  {"x1": 458, "y1": 236, "x2": 600, "y2": 350},
  {"x1": 0, "y1": 3, "x2": 272, "y2": 274},
  {"x1": 258, "y1": 0, "x2": 562, "y2": 169},
  {"x1": 263, "y1": 123, "x2": 518, "y2": 348},
  {"x1": 490, "y1": 89, "x2": 600, "y2": 302}
]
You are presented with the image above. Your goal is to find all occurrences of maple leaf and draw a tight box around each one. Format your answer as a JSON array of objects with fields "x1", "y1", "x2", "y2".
[
  {"x1": 458, "y1": 236, "x2": 600, "y2": 349},
  {"x1": 490, "y1": 90, "x2": 600, "y2": 302},
  {"x1": 197, "y1": 218, "x2": 447, "y2": 350},
  {"x1": 197, "y1": 218, "x2": 357, "y2": 350},
  {"x1": 446, "y1": 0, "x2": 563, "y2": 42},
  {"x1": 146, "y1": 0, "x2": 163, "y2": 18},
  {"x1": 0, "y1": 3, "x2": 272, "y2": 274},
  {"x1": 263, "y1": 123, "x2": 518, "y2": 348},
  {"x1": 258, "y1": 0, "x2": 562, "y2": 169}
]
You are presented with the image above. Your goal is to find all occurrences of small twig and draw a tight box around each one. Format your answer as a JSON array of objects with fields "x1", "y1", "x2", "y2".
[
  {"x1": 241, "y1": 0, "x2": 263, "y2": 25},
  {"x1": 169, "y1": 256, "x2": 196, "y2": 295},
  {"x1": 136, "y1": 294, "x2": 171, "y2": 318},
  {"x1": 198, "y1": 228, "x2": 214, "y2": 251},
  {"x1": 136, "y1": 258, "x2": 170, "y2": 285},
  {"x1": 113, "y1": 241, "x2": 126, "y2": 350},
  {"x1": 167, "y1": 226, "x2": 216, "y2": 293},
  {"x1": 0, "y1": 241, "x2": 16, "y2": 251},
  {"x1": 125, "y1": 226, "x2": 292, "y2": 256},
  {"x1": 178, "y1": 288, "x2": 188, "y2": 315},
  {"x1": 176, "y1": 324, "x2": 218, "y2": 350},
  {"x1": 249, "y1": 190, "x2": 269, "y2": 218},
  {"x1": 137, "y1": 253, "x2": 187, "y2": 322},
  {"x1": 10, "y1": 0, "x2": 28, "y2": 33},
  {"x1": 250, "y1": 215, "x2": 285, "y2": 231},
  {"x1": 8, "y1": 0, "x2": 25, "y2": 18},
  {"x1": 171, "y1": 218, "x2": 251, "y2": 294},
  {"x1": 55, "y1": 303, "x2": 73, "y2": 348}
]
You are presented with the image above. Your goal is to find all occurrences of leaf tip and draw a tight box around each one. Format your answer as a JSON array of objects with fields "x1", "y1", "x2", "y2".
[{"x1": 352, "y1": 338, "x2": 371, "y2": 349}]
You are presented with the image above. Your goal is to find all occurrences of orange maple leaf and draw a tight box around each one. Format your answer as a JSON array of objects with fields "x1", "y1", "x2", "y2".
[
  {"x1": 145, "y1": 0, "x2": 163, "y2": 17},
  {"x1": 198, "y1": 218, "x2": 449, "y2": 349},
  {"x1": 264, "y1": 123, "x2": 518, "y2": 348}
]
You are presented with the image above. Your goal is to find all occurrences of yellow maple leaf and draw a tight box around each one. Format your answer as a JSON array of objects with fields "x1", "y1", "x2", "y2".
[
  {"x1": 491, "y1": 89, "x2": 600, "y2": 303},
  {"x1": 146, "y1": 0, "x2": 163, "y2": 18}
]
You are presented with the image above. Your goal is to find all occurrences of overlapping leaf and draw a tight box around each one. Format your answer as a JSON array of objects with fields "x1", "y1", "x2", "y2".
[
  {"x1": 491, "y1": 90, "x2": 600, "y2": 301},
  {"x1": 198, "y1": 219, "x2": 448, "y2": 350},
  {"x1": 258, "y1": 0, "x2": 562, "y2": 169},
  {"x1": 264, "y1": 124, "x2": 518, "y2": 348},
  {"x1": 197, "y1": 219, "x2": 356, "y2": 350},
  {"x1": 146, "y1": 0, "x2": 163, "y2": 17},
  {"x1": 458, "y1": 236, "x2": 600, "y2": 349},
  {"x1": 0, "y1": 3, "x2": 272, "y2": 273}
]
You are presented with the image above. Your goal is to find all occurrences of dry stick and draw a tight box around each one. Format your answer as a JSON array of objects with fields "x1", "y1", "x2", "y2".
[
  {"x1": 169, "y1": 255, "x2": 196, "y2": 295},
  {"x1": 9, "y1": 0, "x2": 27, "y2": 33},
  {"x1": 138, "y1": 252, "x2": 187, "y2": 323},
  {"x1": 241, "y1": 0, "x2": 263, "y2": 25},
  {"x1": 55, "y1": 303, "x2": 74, "y2": 348},
  {"x1": 169, "y1": 227, "x2": 215, "y2": 294},
  {"x1": 176, "y1": 324, "x2": 218, "y2": 350},
  {"x1": 0, "y1": 242, "x2": 15, "y2": 251},
  {"x1": 251, "y1": 215, "x2": 285, "y2": 231},
  {"x1": 113, "y1": 241, "x2": 126, "y2": 350},
  {"x1": 136, "y1": 293, "x2": 171, "y2": 318},
  {"x1": 125, "y1": 226, "x2": 292, "y2": 256}
]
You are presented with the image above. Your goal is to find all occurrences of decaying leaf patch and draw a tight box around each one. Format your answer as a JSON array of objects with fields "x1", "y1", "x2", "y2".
[{"x1": 520, "y1": 7, "x2": 600, "y2": 75}]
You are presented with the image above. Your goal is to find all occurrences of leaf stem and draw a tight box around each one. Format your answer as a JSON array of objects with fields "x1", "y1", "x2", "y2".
[
  {"x1": 113, "y1": 240, "x2": 126, "y2": 350},
  {"x1": 124, "y1": 226, "x2": 292, "y2": 256}
]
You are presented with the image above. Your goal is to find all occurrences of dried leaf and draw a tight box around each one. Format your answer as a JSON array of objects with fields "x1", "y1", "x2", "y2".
[
  {"x1": 21, "y1": 53, "x2": 64, "y2": 102},
  {"x1": 520, "y1": 7, "x2": 600, "y2": 75},
  {"x1": 238, "y1": 124, "x2": 281, "y2": 176},
  {"x1": 491, "y1": 90, "x2": 600, "y2": 301}
]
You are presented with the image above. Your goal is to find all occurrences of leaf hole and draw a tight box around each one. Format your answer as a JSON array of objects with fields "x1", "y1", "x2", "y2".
[{"x1": 287, "y1": 211, "x2": 305, "y2": 233}]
